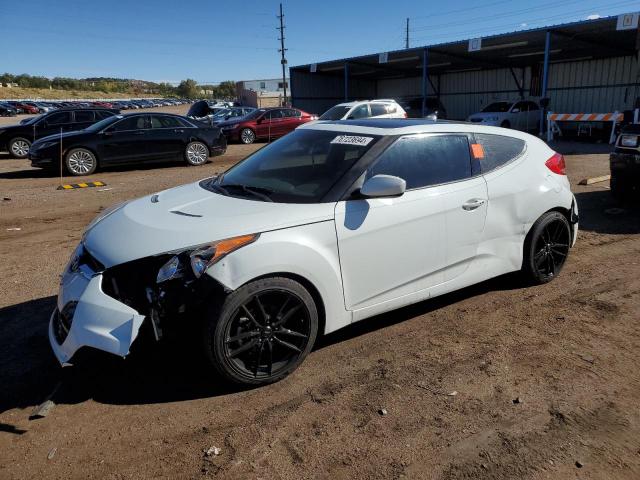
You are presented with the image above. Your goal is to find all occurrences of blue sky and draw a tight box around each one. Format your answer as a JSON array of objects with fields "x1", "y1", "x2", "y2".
[{"x1": 0, "y1": 0, "x2": 637, "y2": 84}]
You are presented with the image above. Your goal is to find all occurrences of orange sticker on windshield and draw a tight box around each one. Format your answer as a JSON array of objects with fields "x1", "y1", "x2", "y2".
[{"x1": 471, "y1": 143, "x2": 485, "y2": 159}]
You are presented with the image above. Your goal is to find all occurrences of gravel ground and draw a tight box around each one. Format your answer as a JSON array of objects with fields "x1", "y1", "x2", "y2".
[{"x1": 0, "y1": 117, "x2": 639, "y2": 479}]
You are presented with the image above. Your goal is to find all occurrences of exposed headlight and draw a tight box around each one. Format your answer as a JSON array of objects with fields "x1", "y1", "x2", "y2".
[
  {"x1": 85, "y1": 201, "x2": 128, "y2": 232},
  {"x1": 620, "y1": 135, "x2": 638, "y2": 148},
  {"x1": 156, "y1": 233, "x2": 259, "y2": 283}
]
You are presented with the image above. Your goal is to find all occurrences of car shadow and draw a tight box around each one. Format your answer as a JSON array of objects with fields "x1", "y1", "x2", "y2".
[
  {"x1": 574, "y1": 190, "x2": 640, "y2": 234},
  {"x1": 549, "y1": 138, "x2": 614, "y2": 155},
  {"x1": 0, "y1": 272, "x2": 524, "y2": 416},
  {"x1": 0, "y1": 158, "x2": 219, "y2": 180}
]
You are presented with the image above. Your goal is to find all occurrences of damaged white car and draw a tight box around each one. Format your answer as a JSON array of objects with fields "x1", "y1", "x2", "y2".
[{"x1": 50, "y1": 119, "x2": 578, "y2": 385}]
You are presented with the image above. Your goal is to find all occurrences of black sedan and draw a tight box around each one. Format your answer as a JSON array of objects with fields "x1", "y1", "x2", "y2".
[
  {"x1": 0, "y1": 108, "x2": 119, "y2": 158},
  {"x1": 0, "y1": 102, "x2": 18, "y2": 117},
  {"x1": 29, "y1": 113, "x2": 227, "y2": 176}
]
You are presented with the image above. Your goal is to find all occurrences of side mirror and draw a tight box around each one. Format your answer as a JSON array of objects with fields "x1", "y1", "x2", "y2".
[
  {"x1": 346, "y1": 115, "x2": 355, "y2": 120},
  {"x1": 360, "y1": 174, "x2": 406, "y2": 198},
  {"x1": 511, "y1": 108, "x2": 520, "y2": 113}
]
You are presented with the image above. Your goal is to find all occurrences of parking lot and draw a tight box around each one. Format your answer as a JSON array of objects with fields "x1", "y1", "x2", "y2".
[{"x1": 1, "y1": 100, "x2": 640, "y2": 479}]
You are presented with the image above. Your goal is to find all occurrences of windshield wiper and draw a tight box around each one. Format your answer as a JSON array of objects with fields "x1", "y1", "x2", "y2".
[{"x1": 219, "y1": 183, "x2": 274, "y2": 202}]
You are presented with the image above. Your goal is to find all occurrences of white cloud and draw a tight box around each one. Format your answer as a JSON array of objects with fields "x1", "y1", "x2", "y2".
[
  {"x1": 519, "y1": 23, "x2": 528, "y2": 28},
  {"x1": 586, "y1": 14, "x2": 601, "y2": 20}
]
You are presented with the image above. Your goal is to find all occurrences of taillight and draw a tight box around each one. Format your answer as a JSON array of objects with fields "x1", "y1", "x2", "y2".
[{"x1": 545, "y1": 152, "x2": 566, "y2": 175}]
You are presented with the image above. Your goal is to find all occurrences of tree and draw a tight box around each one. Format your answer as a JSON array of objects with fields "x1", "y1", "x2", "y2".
[
  {"x1": 213, "y1": 81, "x2": 236, "y2": 100},
  {"x1": 176, "y1": 79, "x2": 199, "y2": 98}
]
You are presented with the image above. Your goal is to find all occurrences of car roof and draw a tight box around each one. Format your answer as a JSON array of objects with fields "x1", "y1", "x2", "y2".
[
  {"x1": 298, "y1": 118, "x2": 535, "y2": 140},
  {"x1": 334, "y1": 99, "x2": 400, "y2": 108}
]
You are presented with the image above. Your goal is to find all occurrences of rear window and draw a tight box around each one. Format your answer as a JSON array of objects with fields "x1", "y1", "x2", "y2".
[
  {"x1": 473, "y1": 134, "x2": 526, "y2": 173},
  {"x1": 371, "y1": 103, "x2": 392, "y2": 116}
]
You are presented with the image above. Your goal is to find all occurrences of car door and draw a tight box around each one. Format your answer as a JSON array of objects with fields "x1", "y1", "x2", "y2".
[
  {"x1": 255, "y1": 110, "x2": 281, "y2": 140},
  {"x1": 146, "y1": 114, "x2": 187, "y2": 160},
  {"x1": 35, "y1": 111, "x2": 74, "y2": 140},
  {"x1": 334, "y1": 133, "x2": 486, "y2": 314},
  {"x1": 97, "y1": 115, "x2": 151, "y2": 164}
]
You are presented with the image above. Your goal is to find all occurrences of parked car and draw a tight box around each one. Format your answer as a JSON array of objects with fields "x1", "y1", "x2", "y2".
[
  {"x1": 0, "y1": 108, "x2": 119, "y2": 158},
  {"x1": 210, "y1": 107, "x2": 256, "y2": 125},
  {"x1": 15, "y1": 102, "x2": 40, "y2": 114},
  {"x1": 5, "y1": 101, "x2": 25, "y2": 114},
  {"x1": 467, "y1": 100, "x2": 539, "y2": 131},
  {"x1": 0, "y1": 102, "x2": 18, "y2": 117},
  {"x1": 218, "y1": 107, "x2": 316, "y2": 144},
  {"x1": 29, "y1": 112, "x2": 227, "y2": 175},
  {"x1": 402, "y1": 97, "x2": 448, "y2": 119},
  {"x1": 48, "y1": 118, "x2": 578, "y2": 385},
  {"x1": 319, "y1": 99, "x2": 407, "y2": 121},
  {"x1": 610, "y1": 124, "x2": 640, "y2": 201}
]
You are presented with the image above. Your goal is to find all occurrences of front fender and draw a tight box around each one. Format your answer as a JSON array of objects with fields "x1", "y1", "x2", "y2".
[{"x1": 206, "y1": 221, "x2": 351, "y2": 334}]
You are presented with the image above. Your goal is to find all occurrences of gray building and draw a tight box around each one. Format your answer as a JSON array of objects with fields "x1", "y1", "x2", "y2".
[
  {"x1": 236, "y1": 78, "x2": 290, "y2": 108},
  {"x1": 290, "y1": 14, "x2": 640, "y2": 127}
]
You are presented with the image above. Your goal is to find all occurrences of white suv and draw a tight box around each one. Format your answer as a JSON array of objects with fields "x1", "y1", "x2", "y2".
[{"x1": 319, "y1": 99, "x2": 407, "y2": 121}]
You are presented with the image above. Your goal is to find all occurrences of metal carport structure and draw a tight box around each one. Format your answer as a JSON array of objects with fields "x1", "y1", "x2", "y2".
[{"x1": 290, "y1": 14, "x2": 640, "y2": 133}]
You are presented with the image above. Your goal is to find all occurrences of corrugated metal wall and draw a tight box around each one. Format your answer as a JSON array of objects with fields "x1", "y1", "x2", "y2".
[{"x1": 292, "y1": 55, "x2": 639, "y2": 119}]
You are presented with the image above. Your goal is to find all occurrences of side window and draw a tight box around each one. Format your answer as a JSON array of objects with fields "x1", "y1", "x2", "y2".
[
  {"x1": 349, "y1": 104, "x2": 369, "y2": 119},
  {"x1": 366, "y1": 135, "x2": 472, "y2": 189},
  {"x1": 96, "y1": 110, "x2": 115, "y2": 120},
  {"x1": 151, "y1": 115, "x2": 181, "y2": 128},
  {"x1": 74, "y1": 111, "x2": 95, "y2": 123},
  {"x1": 473, "y1": 133, "x2": 526, "y2": 174},
  {"x1": 512, "y1": 101, "x2": 527, "y2": 112},
  {"x1": 110, "y1": 115, "x2": 148, "y2": 132},
  {"x1": 370, "y1": 103, "x2": 388, "y2": 116},
  {"x1": 45, "y1": 112, "x2": 72, "y2": 125},
  {"x1": 527, "y1": 101, "x2": 539, "y2": 111}
]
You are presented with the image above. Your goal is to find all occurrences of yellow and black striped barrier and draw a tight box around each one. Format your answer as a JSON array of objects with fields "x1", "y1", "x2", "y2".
[{"x1": 57, "y1": 181, "x2": 107, "y2": 190}]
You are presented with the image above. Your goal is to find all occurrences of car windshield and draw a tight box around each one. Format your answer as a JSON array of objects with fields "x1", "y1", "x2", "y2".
[
  {"x1": 482, "y1": 102, "x2": 512, "y2": 113},
  {"x1": 21, "y1": 114, "x2": 45, "y2": 125},
  {"x1": 202, "y1": 129, "x2": 380, "y2": 203},
  {"x1": 84, "y1": 115, "x2": 121, "y2": 132},
  {"x1": 319, "y1": 106, "x2": 351, "y2": 120}
]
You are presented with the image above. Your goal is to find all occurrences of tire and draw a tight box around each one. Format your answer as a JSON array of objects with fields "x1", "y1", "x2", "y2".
[
  {"x1": 184, "y1": 141, "x2": 209, "y2": 166},
  {"x1": 65, "y1": 148, "x2": 97, "y2": 176},
  {"x1": 610, "y1": 173, "x2": 630, "y2": 202},
  {"x1": 9, "y1": 137, "x2": 31, "y2": 158},
  {"x1": 204, "y1": 277, "x2": 319, "y2": 386},
  {"x1": 521, "y1": 211, "x2": 571, "y2": 285},
  {"x1": 500, "y1": 120, "x2": 511, "y2": 129},
  {"x1": 240, "y1": 128, "x2": 256, "y2": 144}
]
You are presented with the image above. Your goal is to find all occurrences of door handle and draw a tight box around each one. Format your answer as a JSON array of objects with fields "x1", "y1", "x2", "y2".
[{"x1": 462, "y1": 198, "x2": 486, "y2": 211}]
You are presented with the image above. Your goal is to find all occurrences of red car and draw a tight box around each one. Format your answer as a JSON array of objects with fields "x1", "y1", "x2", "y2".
[
  {"x1": 16, "y1": 102, "x2": 39, "y2": 114},
  {"x1": 218, "y1": 107, "x2": 317, "y2": 144},
  {"x1": 91, "y1": 101, "x2": 113, "y2": 108}
]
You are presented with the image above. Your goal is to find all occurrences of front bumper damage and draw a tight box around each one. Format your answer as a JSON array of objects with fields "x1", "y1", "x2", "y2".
[{"x1": 49, "y1": 270, "x2": 145, "y2": 366}]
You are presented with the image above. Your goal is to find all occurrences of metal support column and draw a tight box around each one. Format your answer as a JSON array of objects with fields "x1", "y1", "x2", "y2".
[
  {"x1": 344, "y1": 62, "x2": 349, "y2": 102},
  {"x1": 539, "y1": 30, "x2": 551, "y2": 136},
  {"x1": 421, "y1": 48, "x2": 429, "y2": 117}
]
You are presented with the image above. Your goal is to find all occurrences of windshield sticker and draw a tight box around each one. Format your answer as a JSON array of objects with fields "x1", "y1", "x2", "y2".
[{"x1": 331, "y1": 135, "x2": 373, "y2": 146}]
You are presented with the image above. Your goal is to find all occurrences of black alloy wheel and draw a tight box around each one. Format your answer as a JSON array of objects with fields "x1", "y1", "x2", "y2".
[
  {"x1": 205, "y1": 277, "x2": 318, "y2": 385},
  {"x1": 522, "y1": 211, "x2": 571, "y2": 284}
]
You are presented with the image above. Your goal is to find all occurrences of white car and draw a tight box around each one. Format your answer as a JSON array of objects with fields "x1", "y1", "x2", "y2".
[
  {"x1": 319, "y1": 99, "x2": 407, "y2": 121},
  {"x1": 467, "y1": 100, "x2": 540, "y2": 131},
  {"x1": 50, "y1": 119, "x2": 578, "y2": 386}
]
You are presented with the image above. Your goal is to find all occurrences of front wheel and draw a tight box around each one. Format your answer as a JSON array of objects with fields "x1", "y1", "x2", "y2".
[
  {"x1": 240, "y1": 128, "x2": 256, "y2": 144},
  {"x1": 65, "y1": 148, "x2": 97, "y2": 176},
  {"x1": 521, "y1": 211, "x2": 571, "y2": 285},
  {"x1": 9, "y1": 137, "x2": 31, "y2": 158},
  {"x1": 204, "y1": 277, "x2": 319, "y2": 386},
  {"x1": 184, "y1": 141, "x2": 209, "y2": 166}
]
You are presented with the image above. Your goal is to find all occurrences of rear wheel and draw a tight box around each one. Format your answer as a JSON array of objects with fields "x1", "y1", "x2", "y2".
[
  {"x1": 204, "y1": 277, "x2": 318, "y2": 386},
  {"x1": 65, "y1": 148, "x2": 97, "y2": 176},
  {"x1": 522, "y1": 211, "x2": 571, "y2": 285},
  {"x1": 184, "y1": 141, "x2": 209, "y2": 166},
  {"x1": 9, "y1": 137, "x2": 31, "y2": 158},
  {"x1": 240, "y1": 128, "x2": 256, "y2": 144}
]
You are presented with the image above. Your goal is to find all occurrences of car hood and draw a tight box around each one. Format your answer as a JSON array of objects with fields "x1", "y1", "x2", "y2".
[
  {"x1": 83, "y1": 181, "x2": 336, "y2": 267},
  {"x1": 33, "y1": 130, "x2": 89, "y2": 145}
]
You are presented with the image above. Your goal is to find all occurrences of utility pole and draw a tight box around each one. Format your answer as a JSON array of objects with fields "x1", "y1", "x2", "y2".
[
  {"x1": 277, "y1": 3, "x2": 288, "y2": 106},
  {"x1": 405, "y1": 18, "x2": 409, "y2": 49}
]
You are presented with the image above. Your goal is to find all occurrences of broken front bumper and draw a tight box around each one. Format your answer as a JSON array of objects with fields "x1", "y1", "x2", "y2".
[{"x1": 49, "y1": 268, "x2": 145, "y2": 366}]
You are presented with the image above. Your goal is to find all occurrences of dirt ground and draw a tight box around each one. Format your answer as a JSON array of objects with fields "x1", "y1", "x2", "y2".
[{"x1": 1, "y1": 113, "x2": 639, "y2": 479}]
